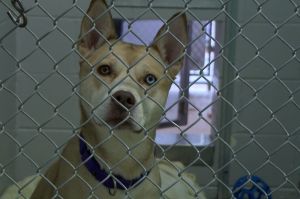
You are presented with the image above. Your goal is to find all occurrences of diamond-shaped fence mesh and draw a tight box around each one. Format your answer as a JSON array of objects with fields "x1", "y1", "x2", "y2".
[{"x1": 0, "y1": 0, "x2": 300, "y2": 198}]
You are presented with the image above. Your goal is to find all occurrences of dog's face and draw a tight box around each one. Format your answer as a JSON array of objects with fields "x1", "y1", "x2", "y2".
[{"x1": 78, "y1": 0, "x2": 187, "y2": 136}]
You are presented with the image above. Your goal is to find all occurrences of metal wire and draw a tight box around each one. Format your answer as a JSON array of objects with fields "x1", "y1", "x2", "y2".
[{"x1": 1, "y1": 0, "x2": 300, "y2": 198}]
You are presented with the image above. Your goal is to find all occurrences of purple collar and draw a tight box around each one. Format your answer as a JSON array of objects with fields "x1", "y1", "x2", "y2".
[{"x1": 79, "y1": 133, "x2": 150, "y2": 190}]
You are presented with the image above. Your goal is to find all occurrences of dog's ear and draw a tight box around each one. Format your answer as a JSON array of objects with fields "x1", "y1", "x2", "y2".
[
  {"x1": 153, "y1": 13, "x2": 188, "y2": 78},
  {"x1": 78, "y1": 0, "x2": 117, "y2": 52}
]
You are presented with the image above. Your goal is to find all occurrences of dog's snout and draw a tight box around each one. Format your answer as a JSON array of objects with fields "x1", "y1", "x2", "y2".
[{"x1": 112, "y1": 90, "x2": 136, "y2": 109}]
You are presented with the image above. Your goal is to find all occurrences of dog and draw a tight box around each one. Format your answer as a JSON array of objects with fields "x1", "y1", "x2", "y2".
[{"x1": 30, "y1": 0, "x2": 188, "y2": 198}]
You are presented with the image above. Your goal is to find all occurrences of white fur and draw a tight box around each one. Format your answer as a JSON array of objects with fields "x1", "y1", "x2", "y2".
[{"x1": 0, "y1": 176, "x2": 41, "y2": 199}]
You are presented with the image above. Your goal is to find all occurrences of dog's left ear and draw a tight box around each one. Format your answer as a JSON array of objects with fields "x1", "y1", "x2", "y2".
[
  {"x1": 153, "y1": 13, "x2": 188, "y2": 78},
  {"x1": 78, "y1": 0, "x2": 117, "y2": 54}
]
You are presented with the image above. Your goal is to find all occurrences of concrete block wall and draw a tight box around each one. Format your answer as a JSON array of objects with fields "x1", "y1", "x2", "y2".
[
  {"x1": 227, "y1": 0, "x2": 300, "y2": 198},
  {"x1": 12, "y1": 7, "x2": 82, "y2": 182},
  {"x1": 0, "y1": 3, "x2": 17, "y2": 193}
]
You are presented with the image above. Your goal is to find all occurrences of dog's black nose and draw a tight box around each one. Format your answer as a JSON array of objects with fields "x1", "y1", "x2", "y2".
[{"x1": 112, "y1": 90, "x2": 136, "y2": 109}]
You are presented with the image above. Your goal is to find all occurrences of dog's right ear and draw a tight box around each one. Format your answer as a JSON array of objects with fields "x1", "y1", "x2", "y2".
[
  {"x1": 78, "y1": 0, "x2": 117, "y2": 54},
  {"x1": 152, "y1": 13, "x2": 188, "y2": 79}
]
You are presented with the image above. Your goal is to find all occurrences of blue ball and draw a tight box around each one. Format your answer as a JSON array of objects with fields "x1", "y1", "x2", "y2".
[{"x1": 232, "y1": 175, "x2": 272, "y2": 199}]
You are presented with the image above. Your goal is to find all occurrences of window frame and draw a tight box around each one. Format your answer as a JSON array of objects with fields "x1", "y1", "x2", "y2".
[{"x1": 113, "y1": 18, "x2": 224, "y2": 167}]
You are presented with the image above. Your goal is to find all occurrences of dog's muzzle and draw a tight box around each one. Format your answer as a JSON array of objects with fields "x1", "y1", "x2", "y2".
[
  {"x1": 112, "y1": 90, "x2": 136, "y2": 110},
  {"x1": 104, "y1": 90, "x2": 142, "y2": 132}
]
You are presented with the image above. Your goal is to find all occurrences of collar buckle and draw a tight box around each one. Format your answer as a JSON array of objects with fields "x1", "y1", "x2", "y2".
[{"x1": 108, "y1": 178, "x2": 117, "y2": 196}]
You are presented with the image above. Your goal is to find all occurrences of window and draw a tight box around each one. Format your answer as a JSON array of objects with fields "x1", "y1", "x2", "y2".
[{"x1": 117, "y1": 19, "x2": 219, "y2": 150}]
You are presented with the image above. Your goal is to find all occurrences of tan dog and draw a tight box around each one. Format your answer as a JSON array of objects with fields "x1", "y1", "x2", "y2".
[{"x1": 30, "y1": 0, "x2": 187, "y2": 198}]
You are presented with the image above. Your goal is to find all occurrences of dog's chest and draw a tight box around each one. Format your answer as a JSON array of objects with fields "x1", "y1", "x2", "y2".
[
  {"x1": 55, "y1": 139, "x2": 161, "y2": 199},
  {"x1": 56, "y1": 169, "x2": 161, "y2": 199}
]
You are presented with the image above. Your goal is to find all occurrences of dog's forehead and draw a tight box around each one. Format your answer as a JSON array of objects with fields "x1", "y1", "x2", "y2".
[
  {"x1": 92, "y1": 41, "x2": 163, "y2": 68},
  {"x1": 117, "y1": 42, "x2": 162, "y2": 66}
]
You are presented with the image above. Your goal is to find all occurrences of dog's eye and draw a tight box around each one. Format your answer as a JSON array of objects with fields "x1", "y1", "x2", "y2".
[
  {"x1": 144, "y1": 74, "x2": 157, "y2": 85},
  {"x1": 97, "y1": 65, "x2": 111, "y2": 75}
]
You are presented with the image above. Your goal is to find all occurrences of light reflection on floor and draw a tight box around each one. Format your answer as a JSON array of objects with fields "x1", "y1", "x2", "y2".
[{"x1": 156, "y1": 84, "x2": 214, "y2": 146}]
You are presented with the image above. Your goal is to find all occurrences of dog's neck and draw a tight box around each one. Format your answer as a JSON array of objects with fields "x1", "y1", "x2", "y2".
[
  {"x1": 79, "y1": 133, "x2": 151, "y2": 190},
  {"x1": 79, "y1": 103, "x2": 156, "y2": 180}
]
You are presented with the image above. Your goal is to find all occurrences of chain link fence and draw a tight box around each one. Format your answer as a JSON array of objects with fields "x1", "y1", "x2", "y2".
[{"x1": 1, "y1": 0, "x2": 300, "y2": 198}]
